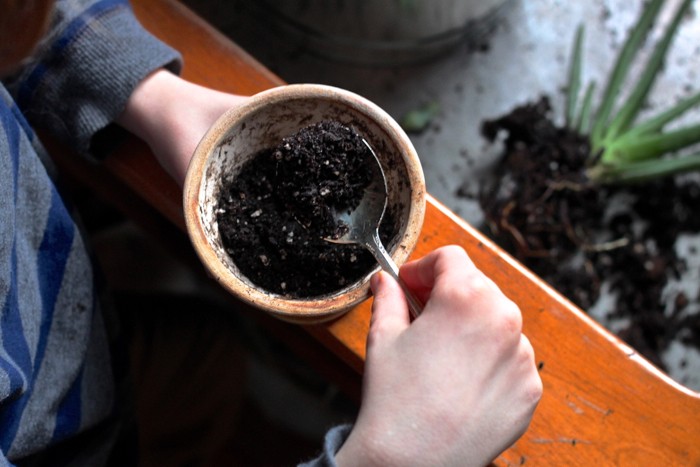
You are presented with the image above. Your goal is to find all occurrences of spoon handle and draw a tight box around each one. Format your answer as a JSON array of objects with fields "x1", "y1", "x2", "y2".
[{"x1": 367, "y1": 230, "x2": 423, "y2": 319}]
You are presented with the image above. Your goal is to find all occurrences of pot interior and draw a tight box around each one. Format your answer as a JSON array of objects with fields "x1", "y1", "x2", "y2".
[{"x1": 197, "y1": 93, "x2": 416, "y2": 300}]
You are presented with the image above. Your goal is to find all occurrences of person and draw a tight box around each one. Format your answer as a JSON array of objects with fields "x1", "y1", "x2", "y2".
[{"x1": 0, "y1": 1, "x2": 541, "y2": 466}]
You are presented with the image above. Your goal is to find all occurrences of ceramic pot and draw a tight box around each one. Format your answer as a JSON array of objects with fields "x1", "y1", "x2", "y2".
[{"x1": 183, "y1": 84, "x2": 425, "y2": 323}]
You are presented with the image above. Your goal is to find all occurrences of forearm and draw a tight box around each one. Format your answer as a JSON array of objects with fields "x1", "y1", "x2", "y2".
[{"x1": 116, "y1": 69, "x2": 247, "y2": 185}]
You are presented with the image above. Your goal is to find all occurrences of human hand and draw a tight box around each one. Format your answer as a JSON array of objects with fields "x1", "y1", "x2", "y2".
[
  {"x1": 117, "y1": 69, "x2": 248, "y2": 185},
  {"x1": 335, "y1": 245, "x2": 542, "y2": 467}
]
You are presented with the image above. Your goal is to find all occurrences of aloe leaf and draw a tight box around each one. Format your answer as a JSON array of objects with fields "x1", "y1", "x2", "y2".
[
  {"x1": 590, "y1": 0, "x2": 664, "y2": 148},
  {"x1": 566, "y1": 25, "x2": 585, "y2": 127},
  {"x1": 575, "y1": 81, "x2": 597, "y2": 134},
  {"x1": 620, "y1": 90, "x2": 700, "y2": 139},
  {"x1": 603, "y1": 123, "x2": 700, "y2": 163},
  {"x1": 589, "y1": 153, "x2": 700, "y2": 184},
  {"x1": 605, "y1": 0, "x2": 694, "y2": 140}
]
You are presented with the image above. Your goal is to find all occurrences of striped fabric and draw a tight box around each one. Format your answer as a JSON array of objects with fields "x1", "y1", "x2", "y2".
[
  {"x1": 0, "y1": 0, "x2": 180, "y2": 464},
  {"x1": 1, "y1": 84, "x2": 115, "y2": 466}
]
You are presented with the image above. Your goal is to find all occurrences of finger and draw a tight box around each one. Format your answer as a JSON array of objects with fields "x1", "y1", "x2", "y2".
[
  {"x1": 367, "y1": 271, "x2": 411, "y2": 348},
  {"x1": 400, "y1": 245, "x2": 475, "y2": 296}
]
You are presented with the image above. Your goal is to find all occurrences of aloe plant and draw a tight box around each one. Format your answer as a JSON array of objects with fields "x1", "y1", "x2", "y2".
[{"x1": 566, "y1": 0, "x2": 700, "y2": 184}]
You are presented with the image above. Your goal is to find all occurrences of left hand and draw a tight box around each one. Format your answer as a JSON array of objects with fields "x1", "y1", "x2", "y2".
[{"x1": 117, "y1": 69, "x2": 248, "y2": 185}]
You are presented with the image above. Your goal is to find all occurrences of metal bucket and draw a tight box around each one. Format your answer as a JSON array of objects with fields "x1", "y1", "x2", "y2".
[{"x1": 248, "y1": 0, "x2": 512, "y2": 65}]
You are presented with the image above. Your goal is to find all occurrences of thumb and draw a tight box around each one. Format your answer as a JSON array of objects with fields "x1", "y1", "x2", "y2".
[{"x1": 368, "y1": 271, "x2": 411, "y2": 346}]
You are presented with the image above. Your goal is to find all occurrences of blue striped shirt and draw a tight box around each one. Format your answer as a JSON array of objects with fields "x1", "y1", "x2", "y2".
[{"x1": 1, "y1": 0, "x2": 180, "y2": 464}]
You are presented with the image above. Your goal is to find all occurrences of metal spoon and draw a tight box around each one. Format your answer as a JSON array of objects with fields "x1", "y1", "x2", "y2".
[{"x1": 325, "y1": 140, "x2": 423, "y2": 318}]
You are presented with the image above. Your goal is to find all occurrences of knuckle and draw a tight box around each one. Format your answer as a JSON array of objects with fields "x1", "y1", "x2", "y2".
[
  {"x1": 518, "y1": 333, "x2": 536, "y2": 361},
  {"x1": 468, "y1": 274, "x2": 492, "y2": 297},
  {"x1": 437, "y1": 283, "x2": 472, "y2": 305},
  {"x1": 521, "y1": 374, "x2": 544, "y2": 413},
  {"x1": 495, "y1": 299, "x2": 523, "y2": 337},
  {"x1": 365, "y1": 315, "x2": 387, "y2": 349},
  {"x1": 529, "y1": 376, "x2": 544, "y2": 405},
  {"x1": 519, "y1": 337, "x2": 543, "y2": 405},
  {"x1": 439, "y1": 244, "x2": 468, "y2": 260},
  {"x1": 449, "y1": 272, "x2": 494, "y2": 304}
]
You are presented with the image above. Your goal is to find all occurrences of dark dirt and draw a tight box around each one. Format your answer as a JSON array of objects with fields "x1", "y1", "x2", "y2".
[
  {"x1": 475, "y1": 96, "x2": 700, "y2": 371},
  {"x1": 217, "y1": 120, "x2": 394, "y2": 298}
]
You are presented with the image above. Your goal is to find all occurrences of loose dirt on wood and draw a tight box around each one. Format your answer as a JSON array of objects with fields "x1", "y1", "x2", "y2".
[{"x1": 475, "y1": 96, "x2": 700, "y2": 372}]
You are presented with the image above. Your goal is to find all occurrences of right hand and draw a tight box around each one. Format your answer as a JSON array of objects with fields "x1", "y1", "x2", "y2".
[{"x1": 335, "y1": 245, "x2": 542, "y2": 467}]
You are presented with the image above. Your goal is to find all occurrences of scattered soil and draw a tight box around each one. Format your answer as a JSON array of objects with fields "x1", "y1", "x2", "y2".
[
  {"x1": 475, "y1": 96, "x2": 700, "y2": 371},
  {"x1": 217, "y1": 120, "x2": 394, "y2": 298}
]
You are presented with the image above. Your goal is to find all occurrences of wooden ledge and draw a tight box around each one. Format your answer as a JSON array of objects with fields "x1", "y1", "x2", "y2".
[{"x1": 48, "y1": 0, "x2": 700, "y2": 464}]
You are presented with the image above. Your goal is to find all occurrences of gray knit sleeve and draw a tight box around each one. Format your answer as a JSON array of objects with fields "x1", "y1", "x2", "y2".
[
  {"x1": 7, "y1": 0, "x2": 182, "y2": 159},
  {"x1": 298, "y1": 424, "x2": 353, "y2": 467}
]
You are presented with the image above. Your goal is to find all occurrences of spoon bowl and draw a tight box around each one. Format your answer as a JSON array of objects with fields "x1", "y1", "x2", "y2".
[{"x1": 326, "y1": 140, "x2": 423, "y2": 318}]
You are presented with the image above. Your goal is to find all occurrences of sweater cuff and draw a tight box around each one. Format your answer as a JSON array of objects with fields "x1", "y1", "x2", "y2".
[
  {"x1": 298, "y1": 424, "x2": 353, "y2": 467},
  {"x1": 17, "y1": 2, "x2": 182, "y2": 159}
]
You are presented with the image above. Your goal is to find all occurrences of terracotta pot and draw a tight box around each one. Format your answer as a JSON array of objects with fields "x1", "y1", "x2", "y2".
[{"x1": 183, "y1": 84, "x2": 426, "y2": 323}]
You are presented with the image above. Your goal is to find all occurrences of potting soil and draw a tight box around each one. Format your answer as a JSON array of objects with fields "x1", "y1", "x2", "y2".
[{"x1": 217, "y1": 120, "x2": 392, "y2": 297}]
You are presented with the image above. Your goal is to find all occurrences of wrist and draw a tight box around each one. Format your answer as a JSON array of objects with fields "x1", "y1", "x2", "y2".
[
  {"x1": 117, "y1": 69, "x2": 179, "y2": 142},
  {"x1": 116, "y1": 69, "x2": 186, "y2": 180},
  {"x1": 334, "y1": 424, "x2": 392, "y2": 467},
  {"x1": 334, "y1": 431, "x2": 367, "y2": 467},
  {"x1": 117, "y1": 69, "x2": 248, "y2": 184}
]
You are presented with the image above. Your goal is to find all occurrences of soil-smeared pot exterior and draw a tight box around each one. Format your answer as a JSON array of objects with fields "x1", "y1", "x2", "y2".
[{"x1": 184, "y1": 84, "x2": 426, "y2": 323}]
